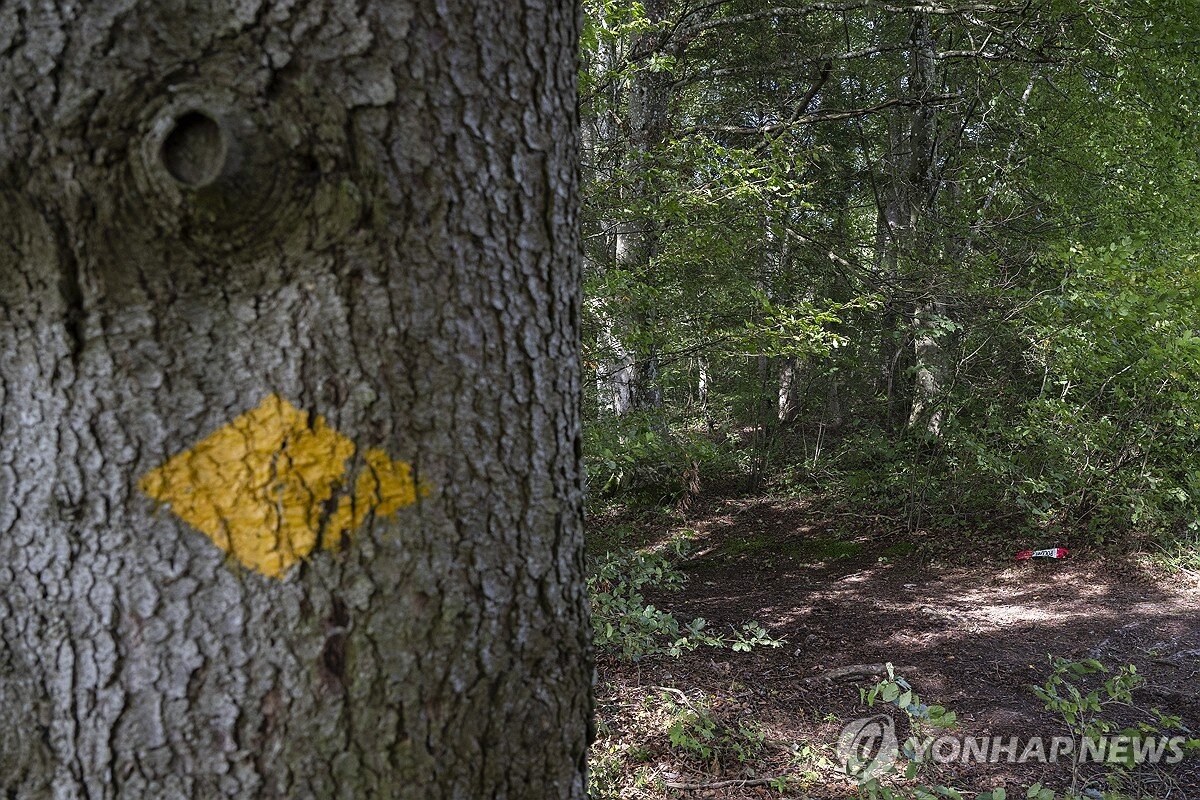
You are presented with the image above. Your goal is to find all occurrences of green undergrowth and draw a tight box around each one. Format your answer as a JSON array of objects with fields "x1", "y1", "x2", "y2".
[{"x1": 586, "y1": 529, "x2": 784, "y2": 661}]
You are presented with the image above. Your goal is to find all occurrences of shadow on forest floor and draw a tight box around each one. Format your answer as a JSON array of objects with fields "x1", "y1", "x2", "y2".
[{"x1": 591, "y1": 495, "x2": 1200, "y2": 799}]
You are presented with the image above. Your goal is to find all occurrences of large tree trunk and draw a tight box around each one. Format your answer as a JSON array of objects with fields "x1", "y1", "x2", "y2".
[{"x1": 0, "y1": 2, "x2": 590, "y2": 798}]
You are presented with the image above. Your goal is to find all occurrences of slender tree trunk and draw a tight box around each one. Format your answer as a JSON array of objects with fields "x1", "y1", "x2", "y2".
[
  {"x1": 907, "y1": 296, "x2": 949, "y2": 435},
  {"x1": 873, "y1": 13, "x2": 947, "y2": 437},
  {"x1": 875, "y1": 75, "x2": 909, "y2": 432},
  {"x1": 695, "y1": 357, "x2": 719, "y2": 434},
  {"x1": 606, "y1": 0, "x2": 670, "y2": 415},
  {"x1": 777, "y1": 357, "x2": 805, "y2": 425},
  {"x1": 597, "y1": 316, "x2": 637, "y2": 415},
  {"x1": 904, "y1": 12, "x2": 950, "y2": 437},
  {"x1": 585, "y1": 36, "x2": 645, "y2": 420},
  {"x1": 773, "y1": 216, "x2": 805, "y2": 427},
  {"x1": 696, "y1": 358, "x2": 711, "y2": 411},
  {"x1": 0, "y1": 3, "x2": 590, "y2": 798}
]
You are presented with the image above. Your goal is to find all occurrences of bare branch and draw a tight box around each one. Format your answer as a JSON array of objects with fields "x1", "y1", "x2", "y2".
[
  {"x1": 684, "y1": 94, "x2": 962, "y2": 135},
  {"x1": 690, "y1": 2, "x2": 1025, "y2": 35}
]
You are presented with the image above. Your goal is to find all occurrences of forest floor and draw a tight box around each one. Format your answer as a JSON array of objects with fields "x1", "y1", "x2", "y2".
[{"x1": 589, "y1": 495, "x2": 1200, "y2": 799}]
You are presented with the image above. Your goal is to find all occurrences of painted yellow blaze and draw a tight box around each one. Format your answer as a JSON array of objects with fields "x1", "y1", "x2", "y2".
[{"x1": 139, "y1": 393, "x2": 420, "y2": 578}]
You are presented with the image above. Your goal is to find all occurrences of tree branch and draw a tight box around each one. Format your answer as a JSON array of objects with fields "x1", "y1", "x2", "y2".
[
  {"x1": 690, "y1": 2, "x2": 1023, "y2": 35},
  {"x1": 684, "y1": 94, "x2": 962, "y2": 135}
]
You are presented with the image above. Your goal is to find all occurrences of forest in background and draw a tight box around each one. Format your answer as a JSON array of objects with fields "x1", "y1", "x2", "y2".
[
  {"x1": 580, "y1": 5, "x2": 1200, "y2": 796},
  {"x1": 579, "y1": 0, "x2": 1200, "y2": 553}
]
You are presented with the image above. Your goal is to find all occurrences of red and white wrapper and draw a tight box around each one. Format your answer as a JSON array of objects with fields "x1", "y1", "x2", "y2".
[{"x1": 1015, "y1": 547, "x2": 1069, "y2": 561}]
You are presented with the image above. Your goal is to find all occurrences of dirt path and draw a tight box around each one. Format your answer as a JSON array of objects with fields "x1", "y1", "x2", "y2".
[{"x1": 594, "y1": 497, "x2": 1200, "y2": 798}]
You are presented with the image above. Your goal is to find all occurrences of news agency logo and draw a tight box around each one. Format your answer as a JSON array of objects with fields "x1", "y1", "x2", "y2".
[
  {"x1": 836, "y1": 715, "x2": 1190, "y2": 782},
  {"x1": 836, "y1": 714, "x2": 898, "y2": 780}
]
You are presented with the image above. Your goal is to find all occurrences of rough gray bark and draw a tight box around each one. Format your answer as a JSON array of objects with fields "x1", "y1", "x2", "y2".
[{"x1": 0, "y1": 2, "x2": 590, "y2": 799}]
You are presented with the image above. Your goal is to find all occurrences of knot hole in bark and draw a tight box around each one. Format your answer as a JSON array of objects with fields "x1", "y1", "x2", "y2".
[
  {"x1": 160, "y1": 110, "x2": 226, "y2": 188},
  {"x1": 133, "y1": 95, "x2": 361, "y2": 259}
]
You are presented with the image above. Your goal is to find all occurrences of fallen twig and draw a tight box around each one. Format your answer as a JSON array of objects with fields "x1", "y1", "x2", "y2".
[
  {"x1": 805, "y1": 663, "x2": 920, "y2": 684},
  {"x1": 663, "y1": 776, "x2": 792, "y2": 790}
]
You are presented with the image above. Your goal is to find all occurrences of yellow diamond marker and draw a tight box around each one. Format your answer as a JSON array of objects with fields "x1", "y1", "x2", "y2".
[{"x1": 139, "y1": 393, "x2": 421, "y2": 578}]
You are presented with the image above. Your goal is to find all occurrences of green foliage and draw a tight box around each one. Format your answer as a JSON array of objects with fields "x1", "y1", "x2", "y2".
[
  {"x1": 1032, "y1": 656, "x2": 1200, "y2": 796},
  {"x1": 580, "y1": 0, "x2": 1200, "y2": 555},
  {"x1": 586, "y1": 544, "x2": 695, "y2": 661},
  {"x1": 934, "y1": 240, "x2": 1200, "y2": 539},
  {"x1": 802, "y1": 238, "x2": 1200, "y2": 540},
  {"x1": 736, "y1": 293, "x2": 866, "y2": 360},
  {"x1": 855, "y1": 665, "x2": 964, "y2": 800},
  {"x1": 586, "y1": 740, "x2": 627, "y2": 800},
  {"x1": 852, "y1": 659, "x2": 1199, "y2": 800},
  {"x1": 1034, "y1": 658, "x2": 1149, "y2": 743},
  {"x1": 586, "y1": 540, "x2": 782, "y2": 661},
  {"x1": 1153, "y1": 522, "x2": 1200, "y2": 575},
  {"x1": 661, "y1": 692, "x2": 770, "y2": 767},
  {"x1": 583, "y1": 413, "x2": 728, "y2": 502}
]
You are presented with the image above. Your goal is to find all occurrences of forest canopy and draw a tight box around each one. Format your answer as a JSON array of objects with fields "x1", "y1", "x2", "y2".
[{"x1": 579, "y1": 0, "x2": 1200, "y2": 545}]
